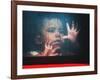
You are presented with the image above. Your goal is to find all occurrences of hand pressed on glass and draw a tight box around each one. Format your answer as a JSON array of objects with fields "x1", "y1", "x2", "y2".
[{"x1": 63, "y1": 21, "x2": 79, "y2": 42}]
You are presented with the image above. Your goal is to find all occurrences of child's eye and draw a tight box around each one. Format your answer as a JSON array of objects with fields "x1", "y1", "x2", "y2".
[
  {"x1": 59, "y1": 29, "x2": 64, "y2": 34},
  {"x1": 47, "y1": 28, "x2": 55, "y2": 33}
]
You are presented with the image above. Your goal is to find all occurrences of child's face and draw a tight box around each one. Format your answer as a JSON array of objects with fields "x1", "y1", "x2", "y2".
[{"x1": 42, "y1": 19, "x2": 64, "y2": 48}]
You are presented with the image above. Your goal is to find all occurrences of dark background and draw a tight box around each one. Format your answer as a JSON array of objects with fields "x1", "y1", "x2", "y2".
[{"x1": 23, "y1": 11, "x2": 89, "y2": 65}]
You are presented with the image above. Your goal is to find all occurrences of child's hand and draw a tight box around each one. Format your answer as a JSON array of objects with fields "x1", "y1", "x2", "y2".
[{"x1": 63, "y1": 21, "x2": 79, "y2": 42}]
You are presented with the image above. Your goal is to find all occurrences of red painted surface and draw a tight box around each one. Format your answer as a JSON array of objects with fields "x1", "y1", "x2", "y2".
[{"x1": 23, "y1": 63, "x2": 89, "y2": 69}]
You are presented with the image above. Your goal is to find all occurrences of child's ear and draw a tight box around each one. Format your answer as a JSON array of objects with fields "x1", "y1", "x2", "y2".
[{"x1": 35, "y1": 35, "x2": 43, "y2": 45}]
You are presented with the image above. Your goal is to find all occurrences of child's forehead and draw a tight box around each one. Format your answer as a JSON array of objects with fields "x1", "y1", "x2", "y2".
[{"x1": 43, "y1": 18, "x2": 63, "y2": 28}]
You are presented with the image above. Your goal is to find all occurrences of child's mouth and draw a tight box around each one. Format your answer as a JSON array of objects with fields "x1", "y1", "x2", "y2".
[{"x1": 51, "y1": 40, "x2": 62, "y2": 48}]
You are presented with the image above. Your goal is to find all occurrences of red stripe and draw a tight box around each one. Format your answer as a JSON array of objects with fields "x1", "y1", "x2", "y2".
[{"x1": 23, "y1": 63, "x2": 89, "y2": 69}]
